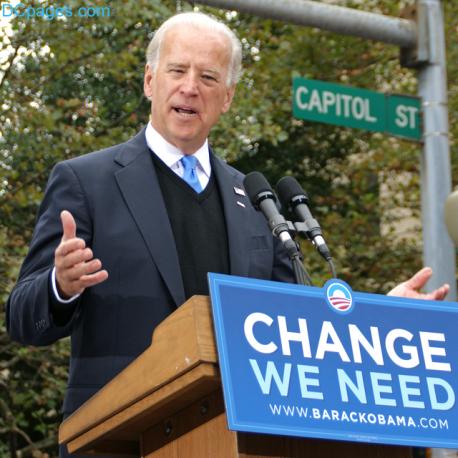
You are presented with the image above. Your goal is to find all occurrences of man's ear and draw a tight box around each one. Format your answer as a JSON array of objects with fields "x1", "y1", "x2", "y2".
[
  {"x1": 144, "y1": 64, "x2": 154, "y2": 99},
  {"x1": 221, "y1": 85, "x2": 236, "y2": 113}
]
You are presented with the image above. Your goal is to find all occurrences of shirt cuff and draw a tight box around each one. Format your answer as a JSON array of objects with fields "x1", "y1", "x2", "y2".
[{"x1": 51, "y1": 266, "x2": 80, "y2": 303}]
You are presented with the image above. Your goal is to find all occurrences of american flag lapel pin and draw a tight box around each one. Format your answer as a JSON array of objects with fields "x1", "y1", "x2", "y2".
[{"x1": 234, "y1": 186, "x2": 246, "y2": 197}]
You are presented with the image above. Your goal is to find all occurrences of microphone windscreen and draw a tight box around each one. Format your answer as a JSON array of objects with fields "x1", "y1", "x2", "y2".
[
  {"x1": 276, "y1": 176, "x2": 305, "y2": 206},
  {"x1": 243, "y1": 171, "x2": 273, "y2": 205}
]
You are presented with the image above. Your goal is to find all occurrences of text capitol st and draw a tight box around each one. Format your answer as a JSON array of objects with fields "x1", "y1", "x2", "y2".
[{"x1": 295, "y1": 84, "x2": 419, "y2": 131}]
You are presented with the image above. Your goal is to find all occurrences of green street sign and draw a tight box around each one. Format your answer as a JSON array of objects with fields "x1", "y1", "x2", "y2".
[
  {"x1": 386, "y1": 94, "x2": 422, "y2": 141},
  {"x1": 293, "y1": 77, "x2": 422, "y2": 141}
]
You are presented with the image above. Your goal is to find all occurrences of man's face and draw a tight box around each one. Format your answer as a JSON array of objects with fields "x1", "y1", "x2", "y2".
[{"x1": 144, "y1": 26, "x2": 235, "y2": 154}]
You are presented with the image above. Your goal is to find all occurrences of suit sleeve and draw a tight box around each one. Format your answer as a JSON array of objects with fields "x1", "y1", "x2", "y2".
[{"x1": 6, "y1": 161, "x2": 93, "y2": 346}]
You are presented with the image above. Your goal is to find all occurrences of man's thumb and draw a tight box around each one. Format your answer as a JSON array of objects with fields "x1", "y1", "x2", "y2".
[{"x1": 61, "y1": 210, "x2": 76, "y2": 241}]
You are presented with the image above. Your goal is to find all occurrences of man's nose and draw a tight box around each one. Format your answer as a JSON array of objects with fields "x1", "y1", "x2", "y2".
[{"x1": 180, "y1": 73, "x2": 199, "y2": 95}]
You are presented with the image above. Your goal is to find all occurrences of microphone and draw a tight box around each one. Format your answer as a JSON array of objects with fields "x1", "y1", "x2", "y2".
[
  {"x1": 244, "y1": 171, "x2": 314, "y2": 286},
  {"x1": 276, "y1": 176, "x2": 332, "y2": 262},
  {"x1": 243, "y1": 172, "x2": 296, "y2": 252}
]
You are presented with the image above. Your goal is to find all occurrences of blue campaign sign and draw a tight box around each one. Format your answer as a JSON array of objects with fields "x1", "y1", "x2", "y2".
[{"x1": 208, "y1": 273, "x2": 458, "y2": 448}]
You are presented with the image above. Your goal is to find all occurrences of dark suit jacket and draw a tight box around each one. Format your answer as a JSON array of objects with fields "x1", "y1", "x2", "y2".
[{"x1": 6, "y1": 128, "x2": 294, "y2": 416}]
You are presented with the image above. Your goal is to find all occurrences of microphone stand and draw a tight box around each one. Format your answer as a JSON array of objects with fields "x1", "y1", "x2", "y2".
[
  {"x1": 292, "y1": 221, "x2": 337, "y2": 279},
  {"x1": 281, "y1": 220, "x2": 338, "y2": 286},
  {"x1": 291, "y1": 249, "x2": 313, "y2": 286},
  {"x1": 281, "y1": 222, "x2": 313, "y2": 287}
]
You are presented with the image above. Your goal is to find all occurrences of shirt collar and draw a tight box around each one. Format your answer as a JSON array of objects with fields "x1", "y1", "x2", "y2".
[{"x1": 145, "y1": 122, "x2": 211, "y2": 177}]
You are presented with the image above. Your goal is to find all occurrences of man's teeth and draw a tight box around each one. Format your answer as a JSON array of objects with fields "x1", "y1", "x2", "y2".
[{"x1": 175, "y1": 107, "x2": 196, "y2": 114}]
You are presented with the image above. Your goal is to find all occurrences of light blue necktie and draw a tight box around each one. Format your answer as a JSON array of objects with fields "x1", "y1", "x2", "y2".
[{"x1": 180, "y1": 155, "x2": 202, "y2": 193}]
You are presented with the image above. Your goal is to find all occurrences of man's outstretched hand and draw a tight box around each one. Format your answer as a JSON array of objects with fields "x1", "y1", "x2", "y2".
[
  {"x1": 387, "y1": 267, "x2": 449, "y2": 301},
  {"x1": 54, "y1": 210, "x2": 108, "y2": 299}
]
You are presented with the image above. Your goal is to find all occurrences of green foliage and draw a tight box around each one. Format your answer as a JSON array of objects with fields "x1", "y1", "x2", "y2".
[{"x1": 1, "y1": 0, "x2": 457, "y2": 455}]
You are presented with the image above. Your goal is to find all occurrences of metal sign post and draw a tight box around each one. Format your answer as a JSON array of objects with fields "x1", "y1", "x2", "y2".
[
  {"x1": 197, "y1": 0, "x2": 456, "y2": 300},
  {"x1": 417, "y1": 0, "x2": 455, "y2": 298}
]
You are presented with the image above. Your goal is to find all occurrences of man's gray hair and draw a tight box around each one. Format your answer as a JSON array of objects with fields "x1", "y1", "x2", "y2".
[{"x1": 146, "y1": 12, "x2": 242, "y2": 87}]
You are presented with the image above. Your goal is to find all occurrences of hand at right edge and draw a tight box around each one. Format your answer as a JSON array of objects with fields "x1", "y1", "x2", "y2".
[
  {"x1": 54, "y1": 210, "x2": 108, "y2": 299},
  {"x1": 387, "y1": 267, "x2": 449, "y2": 301}
]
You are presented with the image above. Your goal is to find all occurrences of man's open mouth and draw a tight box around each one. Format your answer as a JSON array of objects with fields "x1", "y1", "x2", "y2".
[{"x1": 174, "y1": 106, "x2": 197, "y2": 115}]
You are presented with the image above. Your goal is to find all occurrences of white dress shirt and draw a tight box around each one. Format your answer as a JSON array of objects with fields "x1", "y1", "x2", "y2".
[{"x1": 145, "y1": 122, "x2": 211, "y2": 190}]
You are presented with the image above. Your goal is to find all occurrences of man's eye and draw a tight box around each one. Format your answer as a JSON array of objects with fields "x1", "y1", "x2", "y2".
[{"x1": 202, "y1": 74, "x2": 217, "y2": 81}]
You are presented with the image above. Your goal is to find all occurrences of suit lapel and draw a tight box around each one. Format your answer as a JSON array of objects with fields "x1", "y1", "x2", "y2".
[
  {"x1": 212, "y1": 154, "x2": 251, "y2": 277},
  {"x1": 114, "y1": 131, "x2": 185, "y2": 308}
]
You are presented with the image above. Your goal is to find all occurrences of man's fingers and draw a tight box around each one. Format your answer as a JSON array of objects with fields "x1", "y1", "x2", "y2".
[
  {"x1": 58, "y1": 257, "x2": 103, "y2": 283},
  {"x1": 69, "y1": 269, "x2": 109, "y2": 292},
  {"x1": 403, "y1": 266, "x2": 432, "y2": 291},
  {"x1": 57, "y1": 247, "x2": 93, "y2": 270},
  {"x1": 387, "y1": 268, "x2": 449, "y2": 302},
  {"x1": 57, "y1": 269, "x2": 109, "y2": 297},
  {"x1": 442, "y1": 284, "x2": 450, "y2": 298},
  {"x1": 427, "y1": 284, "x2": 450, "y2": 301},
  {"x1": 55, "y1": 238, "x2": 86, "y2": 258},
  {"x1": 79, "y1": 270, "x2": 109, "y2": 288},
  {"x1": 56, "y1": 259, "x2": 108, "y2": 297},
  {"x1": 61, "y1": 210, "x2": 77, "y2": 242}
]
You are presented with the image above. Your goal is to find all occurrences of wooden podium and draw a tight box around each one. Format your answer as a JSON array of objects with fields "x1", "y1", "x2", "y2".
[{"x1": 59, "y1": 296, "x2": 412, "y2": 457}]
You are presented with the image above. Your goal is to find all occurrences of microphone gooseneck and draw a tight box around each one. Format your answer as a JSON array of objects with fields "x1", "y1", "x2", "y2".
[{"x1": 277, "y1": 176, "x2": 336, "y2": 277}]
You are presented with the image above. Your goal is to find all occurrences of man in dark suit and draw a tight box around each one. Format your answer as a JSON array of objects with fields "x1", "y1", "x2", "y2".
[
  {"x1": 6, "y1": 12, "x2": 296, "y2": 456},
  {"x1": 6, "y1": 11, "x2": 449, "y2": 458}
]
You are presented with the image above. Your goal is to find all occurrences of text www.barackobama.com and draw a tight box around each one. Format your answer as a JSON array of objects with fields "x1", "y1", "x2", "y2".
[{"x1": 269, "y1": 404, "x2": 449, "y2": 430}]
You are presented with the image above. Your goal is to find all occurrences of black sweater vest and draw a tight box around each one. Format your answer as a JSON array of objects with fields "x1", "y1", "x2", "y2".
[{"x1": 152, "y1": 153, "x2": 230, "y2": 299}]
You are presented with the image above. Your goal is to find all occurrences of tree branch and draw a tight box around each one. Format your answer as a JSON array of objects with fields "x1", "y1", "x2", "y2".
[
  {"x1": 0, "y1": 44, "x2": 20, "y2": 91},
  {"x1": 17, "y1": 435, "x2": 57, "y2": 456},
  {"x1": 0, "y1": 354, "x2": 20, "y2": 369}
]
